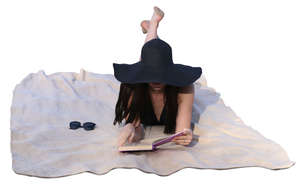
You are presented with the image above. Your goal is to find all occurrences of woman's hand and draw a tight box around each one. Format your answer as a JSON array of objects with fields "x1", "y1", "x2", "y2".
[
  {"x1": 117, "y1": 123, "x2": 145, "y2": 147},
  {"x1": 117, "y1": 123, "x2": 135, "y2": 147},
  {"x1": 171, "y1": 128, "x2": 193, "y2": 146},
  {"x1": 133, "y1": 124, "x2": 145, "y2": 142}
]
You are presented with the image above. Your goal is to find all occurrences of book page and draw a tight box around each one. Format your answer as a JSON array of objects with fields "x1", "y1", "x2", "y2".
[{"x1": 141, "y1": 125, "x2": 175, "y2": 147}]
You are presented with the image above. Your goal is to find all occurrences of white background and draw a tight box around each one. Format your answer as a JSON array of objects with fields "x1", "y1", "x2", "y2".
[{"x1": 0, "y1": 0, "x2": 299, "y2": 183}]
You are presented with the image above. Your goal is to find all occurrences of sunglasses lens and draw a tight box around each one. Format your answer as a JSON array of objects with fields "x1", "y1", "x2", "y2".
[
  {"x1": 83, "y1": 122, "x2": 95, "y2": 130},
  {"x1": 69, "y1": 121, "x2": 81, "y2": 129}
]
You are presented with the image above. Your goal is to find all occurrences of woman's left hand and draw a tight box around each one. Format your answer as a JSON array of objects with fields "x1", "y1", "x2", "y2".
[{"x1": 171, "y1": 128, "x2": 193, "y2": 146}]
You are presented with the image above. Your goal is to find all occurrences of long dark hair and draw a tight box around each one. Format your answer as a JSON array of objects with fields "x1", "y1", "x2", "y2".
[{"x1": 113, "y1": 82, "x2": 180, "y2": 134}]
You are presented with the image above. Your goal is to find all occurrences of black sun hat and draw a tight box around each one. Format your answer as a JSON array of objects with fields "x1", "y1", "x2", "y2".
[{"x1": 113, "y1": 38, "x2": 202, "y2": 87}]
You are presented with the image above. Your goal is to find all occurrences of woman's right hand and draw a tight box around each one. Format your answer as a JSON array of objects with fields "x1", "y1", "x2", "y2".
[{"x1": 117, "y1": 123, "x2": 136, "y2": 147}]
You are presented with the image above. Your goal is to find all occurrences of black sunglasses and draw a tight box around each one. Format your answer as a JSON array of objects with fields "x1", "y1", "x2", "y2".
[{"x1": 69, "y1": 121, "x2": 96, "y2": 131}]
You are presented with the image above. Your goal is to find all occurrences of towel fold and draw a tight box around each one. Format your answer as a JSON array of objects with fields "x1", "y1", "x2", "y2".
[{"x1": 10, "y1": 68, "x2": 295, "y2": 178}]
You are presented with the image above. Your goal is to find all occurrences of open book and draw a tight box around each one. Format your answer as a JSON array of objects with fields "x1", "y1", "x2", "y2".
[{"x1": 118, "y1": 130, "x2": 185, "y2": 152}]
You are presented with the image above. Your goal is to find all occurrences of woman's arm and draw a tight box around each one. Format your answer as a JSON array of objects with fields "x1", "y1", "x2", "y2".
[
  {"x1": 175, "y1": 84, "x2": 195, "y2": 132},
  {"x1": 171, "y1": 84, "x2": 194, "y2": 145},
  {"x1": 124, "y1": 92, "x2": 141, "y2": 127},
  {"x1": 120, "y1": 94, "x2": 145, "y2": 142}
]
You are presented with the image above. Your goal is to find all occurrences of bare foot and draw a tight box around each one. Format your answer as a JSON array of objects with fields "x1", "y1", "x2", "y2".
[
  {"x1": 140, "y1": 20, "x2": 150, "y2": 34},
  {"x1": 151, "y1": 6, "x2": 164, "y2": 25}
]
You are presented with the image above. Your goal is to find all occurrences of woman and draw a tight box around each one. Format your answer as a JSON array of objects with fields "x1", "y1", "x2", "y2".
[{"x1": 112, "y1": 6, "x2": 202, "y2": 147}]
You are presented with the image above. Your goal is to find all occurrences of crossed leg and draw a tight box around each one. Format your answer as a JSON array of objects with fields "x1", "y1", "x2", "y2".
[{"x1": 139, "y1": 6, "x2": 164, "y2": 60}]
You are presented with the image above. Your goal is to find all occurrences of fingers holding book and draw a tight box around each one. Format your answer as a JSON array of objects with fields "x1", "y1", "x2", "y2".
[{"x1": 171, "y1": 128, "x2": 193, "y2": 146}]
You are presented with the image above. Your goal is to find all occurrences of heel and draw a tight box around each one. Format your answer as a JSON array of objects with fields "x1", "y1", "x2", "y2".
[{"x1": 140, "y1": 20, "x2": 149, "y2": 34}]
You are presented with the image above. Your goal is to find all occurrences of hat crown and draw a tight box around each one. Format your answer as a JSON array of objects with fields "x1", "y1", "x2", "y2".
[{"x1": 140, "y1": 38, "x2": 173, "y2": 68}]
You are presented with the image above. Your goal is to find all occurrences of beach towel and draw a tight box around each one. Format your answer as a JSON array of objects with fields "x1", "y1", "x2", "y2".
[{"x1": 10, "y1": 68, "x2": 295, "y2": 178}]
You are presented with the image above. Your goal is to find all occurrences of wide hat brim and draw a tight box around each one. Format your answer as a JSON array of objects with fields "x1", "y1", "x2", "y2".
[{"x1": 113, "y1": 61, "x2": 202, "y2": 87}]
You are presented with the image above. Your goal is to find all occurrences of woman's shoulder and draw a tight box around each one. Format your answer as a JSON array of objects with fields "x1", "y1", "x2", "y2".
[
  {"x1": 177, "y1": 84, "x2": 195, "y2": 103},
  {"x1": 178, "y1": 83, "x2": 194, "y2": 94}
]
